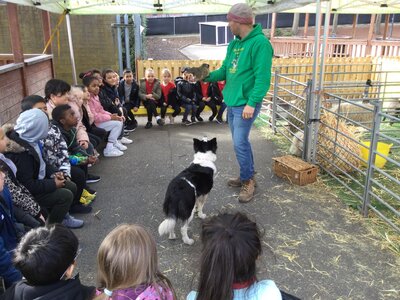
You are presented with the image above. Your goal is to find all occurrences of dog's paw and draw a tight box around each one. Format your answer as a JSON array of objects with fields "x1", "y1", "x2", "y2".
[
  {"x1": 198, "y1": 212, "x2": 207, "y2": 219},
  {"x1": 183, "y1": 238, "x2": 194, "y2": 245},
  {"x1": 168, "y1": 233, "x2": 177, "y2": 240}
]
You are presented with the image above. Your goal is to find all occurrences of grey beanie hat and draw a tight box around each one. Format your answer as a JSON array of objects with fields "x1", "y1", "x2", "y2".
[{"x1": 227, "y1": 3, "x2": 254, "y2": 25}]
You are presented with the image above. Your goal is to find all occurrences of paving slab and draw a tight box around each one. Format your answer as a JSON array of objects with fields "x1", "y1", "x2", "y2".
[{"x1": 74, "y1": 115, "x2": 399, "y2": 300}]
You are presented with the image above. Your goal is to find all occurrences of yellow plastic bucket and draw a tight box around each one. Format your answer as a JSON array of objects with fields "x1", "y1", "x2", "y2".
[{"x1": 360, "y1": 141, "x2": 393, "y2": 168}]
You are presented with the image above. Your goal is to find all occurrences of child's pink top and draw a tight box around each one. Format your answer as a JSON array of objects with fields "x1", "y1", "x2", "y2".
[
  {"x1": 96, "y1": 285, "x2": 174, "y2": 300},
  {"x1": 88, "y1": 93, "x2": 112, "y2": 125},
  {"x1": 82, "y1": 101, "x2": 95, "y2": 126}
]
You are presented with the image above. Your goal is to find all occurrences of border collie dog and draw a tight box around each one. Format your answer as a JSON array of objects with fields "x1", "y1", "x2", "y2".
[{"x1": 158, "y1": 137, "x2": 217, "y2": 245}]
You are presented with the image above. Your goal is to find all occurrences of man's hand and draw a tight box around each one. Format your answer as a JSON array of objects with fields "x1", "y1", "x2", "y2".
[
  {"x1": 133, "y1": 107, "x2": 138, "y2": 112},
  {"x1": 242, "y1": 105, "x2": 255, "y2": 120}
]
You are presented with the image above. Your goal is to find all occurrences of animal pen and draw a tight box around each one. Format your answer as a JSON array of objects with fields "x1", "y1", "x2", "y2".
[{"x1": 262, "y1": 57, "x2": 400, "y2": 232}]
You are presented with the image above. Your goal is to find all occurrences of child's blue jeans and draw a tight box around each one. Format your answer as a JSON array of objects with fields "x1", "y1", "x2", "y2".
[{"x1": 182, "y1": 103, "x2": 197, "y2": 120}]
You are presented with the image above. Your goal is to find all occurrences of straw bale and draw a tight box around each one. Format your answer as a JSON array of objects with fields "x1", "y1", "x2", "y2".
[
  {"x1": 332, "y1": 102, "x2": 374, "y2": 128},
  {"x1": 288, "y1": 97, "x2": 306, "y2": 131},
  {"x1": 317, "y1": 111, "x2": 361, "y2": 174}
]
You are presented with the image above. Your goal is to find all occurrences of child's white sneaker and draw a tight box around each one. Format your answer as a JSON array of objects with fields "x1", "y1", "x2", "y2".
[
  {"x1": 115, "y1": 141, "x2": 127, "y2": 151},
  {"x1": 104, "y1": 147, "x2": 124, "y2": 157},
  {"x1": 120, "y1": 137, "x2": 133, "y2": 144},
  {"x1": 169, "y1": 115, "x2": 174, "y2": 124}
]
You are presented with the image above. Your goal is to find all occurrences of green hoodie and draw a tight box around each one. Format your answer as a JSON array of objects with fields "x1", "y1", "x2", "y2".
[{"x1": 206, "y1": 24, "x2": 273, "y2": 108}]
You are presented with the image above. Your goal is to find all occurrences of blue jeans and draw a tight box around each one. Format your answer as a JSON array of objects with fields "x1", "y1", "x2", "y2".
[{"x1": 227, "y1": 103, "x2": 261, "y2": 181}]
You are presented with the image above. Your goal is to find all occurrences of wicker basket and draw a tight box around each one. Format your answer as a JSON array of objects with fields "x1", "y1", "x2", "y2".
[{"x1": 273, "y1": 155, "x2": 319, "y2": 186}]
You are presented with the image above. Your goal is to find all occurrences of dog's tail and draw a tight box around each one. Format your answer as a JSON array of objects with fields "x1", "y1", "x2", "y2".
[{"x1": 158, "y1": 218, "x2": 176, "y2": 236}]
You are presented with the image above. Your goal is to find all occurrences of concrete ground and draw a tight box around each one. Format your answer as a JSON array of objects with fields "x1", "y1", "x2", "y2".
[{"x1": 73, "y1": 114, "x2": 399, "y2": 300}]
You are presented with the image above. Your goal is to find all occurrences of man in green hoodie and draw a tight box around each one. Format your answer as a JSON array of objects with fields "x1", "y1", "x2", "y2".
[{"x1": 205, "y1": 3, "x2": 273, "y2": 203}]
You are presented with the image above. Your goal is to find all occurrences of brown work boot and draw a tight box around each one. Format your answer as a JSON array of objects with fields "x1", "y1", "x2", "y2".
[
  {"x1": 238, "y1": 178, "x2": 256, "y2": 203},
  {"x1": 227, "y1": 176, "x2": 257, "y2": 187}
]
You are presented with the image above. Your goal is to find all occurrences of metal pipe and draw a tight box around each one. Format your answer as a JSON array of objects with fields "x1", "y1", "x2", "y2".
[
  {"x1": 116, "y1": 15, "x2": 123, "y2": 75},
  {"x1": 318, "y1": 0, "x2": 332, "y2": 91},
  {"x1": 134, "y1": 14, "x2": 142, "y2": 61},
  {"x1": 124, "y1": 14, "x2": 131, "y2": 71},
  {"x1": 65, "y1": 13, "x2": 77, "y2": 84},
  {"x1": 362, "y1": 101, "x2": 382, "y2": 217},
  {"x1": 311, "y1": 0, "x2": 321, "y2": 93},
  {"x1": 389, "y1": 14, "x2": 395, "y2": 38},
  {"x1": 303, "y1": 79, "x2": 313, "y2": 161},
  {"x1": 272, "y1": 69, "x2": 279, "y2": 134}
]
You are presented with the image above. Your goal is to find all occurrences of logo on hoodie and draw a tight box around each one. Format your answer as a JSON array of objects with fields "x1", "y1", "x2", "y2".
[{"x1": 229, "y1": 47, "x2": 244, "y2": 74}]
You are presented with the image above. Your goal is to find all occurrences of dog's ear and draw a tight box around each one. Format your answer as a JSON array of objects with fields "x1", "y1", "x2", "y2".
[
  {"x1": 209, "y1": 137, "x2": 217, "y2": 152},
  {"x1": 193, "y1": 138, "x2": 201, "y2": 152}
]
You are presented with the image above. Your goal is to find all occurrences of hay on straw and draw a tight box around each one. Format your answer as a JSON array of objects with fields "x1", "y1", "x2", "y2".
[
  {"x1": 332, "y1": 102, "x2": 374, "y2": 129},
  {"x1": 288, "y1": 97, "x2": 306, "y2": 132},
  {"x1": 317, "y1": 111, "x2": 361, "y2": 174}
]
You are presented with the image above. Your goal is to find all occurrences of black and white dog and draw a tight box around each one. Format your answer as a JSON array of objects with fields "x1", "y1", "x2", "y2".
[{"x1": 158, "y1": 137, "x2": 217, "y2": 245}]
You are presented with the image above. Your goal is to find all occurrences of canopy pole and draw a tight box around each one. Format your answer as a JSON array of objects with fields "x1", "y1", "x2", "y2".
[
  {"x1": 389, "y1": 14, "x2": 395, "y2": 38},
  {"x1": 270, "y1": 13, "x2": 276, "y2": 38},
  {"x1": 292, "y1": 13, "x2": 300, "y2": 35},
  {"x1": 311, "y1": 0, "x2": 321, "y2": 93},
  {"x1": 352, "y1": 14, "x2": 358, "y2": 38},
  {"x1": 65, "y1": 12, "x2": 77, "y2": 85},
  {"x1": 332, "y1": 12, "x2": 338, "y2": 36},
  {"x1": 318, "y1": 0, "x2": 332, "y2": 91}
]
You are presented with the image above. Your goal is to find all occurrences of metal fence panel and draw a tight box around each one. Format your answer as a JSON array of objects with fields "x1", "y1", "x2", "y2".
[{"x1": 263, "y1": 69, "x2": 400, "y2": 232}]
